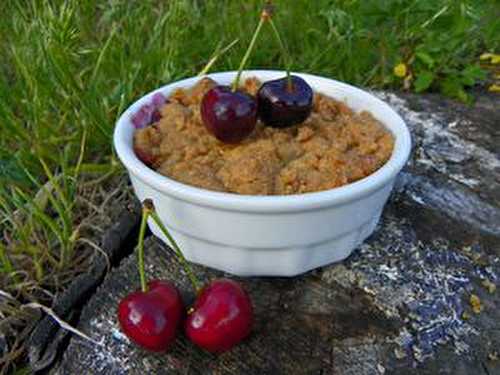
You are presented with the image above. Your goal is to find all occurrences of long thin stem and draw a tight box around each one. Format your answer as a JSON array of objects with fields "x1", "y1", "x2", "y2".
[
  {"x1": 149, "y1": 211, "x2": 201, "y2": 294},
  {"x1": 137, "y1": 207, "x2": 149, "y2": 292},
  {"x1": 197, "y1": 38, "x2": 239, "y2": 77},
  {"x1": 232, "y1": 15, "x2": 266, "y2": 91},
  {"x1": 268, "y1": 17, "x2": 292, "y2": 91}
]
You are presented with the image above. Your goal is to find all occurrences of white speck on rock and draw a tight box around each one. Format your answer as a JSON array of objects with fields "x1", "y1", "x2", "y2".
[
  {"x1": 377, "y1": 363, "x2": 386, "y2": 374},
  {"x1": 378, "y1": 265, "x2": 399, "y2": 281},
  {"x1": 449, "y1": 174, "x2": 480, "y2": 188},
  {"x1": 112, "y1": 328, "x2": 130, "y2": 343},
  {"x1": 408, "y1": 192, "x2": 425, "y2": 205}
]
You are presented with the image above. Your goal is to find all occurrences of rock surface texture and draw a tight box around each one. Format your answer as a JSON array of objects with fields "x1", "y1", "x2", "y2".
[{"x1": 55, "y1": 91, "x2": 499, "y2": 374}]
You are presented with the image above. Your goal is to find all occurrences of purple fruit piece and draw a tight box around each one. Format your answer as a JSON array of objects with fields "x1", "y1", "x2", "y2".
[
  {"x1": 131, "y1": 104, "x2": 154, "y2": 129},
  {"x1": 151, "y1": 110, "x2": 162, "y2": 123},
  {"x1": 151, "y1": 92, "x2": 167, "y2": 123},
  {"x1": 151, "y1": 92, "x2": 166, "y2": 107},
  {"x1": 131, "y1": 92, "x2": 168, "y2": 128}
]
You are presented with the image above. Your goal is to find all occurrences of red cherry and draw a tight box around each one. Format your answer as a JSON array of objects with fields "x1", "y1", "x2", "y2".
[
  {"x1": 185, "y1": 278, "x2": 253, "y2": 353},
  {"x1": 118, "y1": 280, "x2": 184, "y2": 352},
  {"x1": 200, "y1": 85, "x2": 257, "y2": 143}
]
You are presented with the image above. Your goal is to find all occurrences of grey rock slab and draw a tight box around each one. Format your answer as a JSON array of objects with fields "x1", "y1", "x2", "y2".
[{"x1": 57, "y1": 92, "x2": 500, "y2": 374}]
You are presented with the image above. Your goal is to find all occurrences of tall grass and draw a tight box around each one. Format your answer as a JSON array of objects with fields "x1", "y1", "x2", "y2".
[{"x1": 0, "y1": 0, "x2": 498, "y2": 371}]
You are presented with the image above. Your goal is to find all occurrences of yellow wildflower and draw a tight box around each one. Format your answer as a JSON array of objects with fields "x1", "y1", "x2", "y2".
[
  {"x1": 469, "y1": 294, "x2": 482, "y2": 314},
  {"x1": 488, "y1": 84, "x2": 500, "y2": 93},
  {"x1": 480, "y1": 53, "x2": 494, "y2": 60},
  {"x1": 480, "y1": 53, "x2": 500, "y2": 64},
  {"x1": 393, "y1": 63, "x2": 407, "y2": 78}
]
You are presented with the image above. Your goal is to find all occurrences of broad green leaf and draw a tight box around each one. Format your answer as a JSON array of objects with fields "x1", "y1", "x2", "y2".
[
  {"x1": 416, "y1": 51, "x2": 435, "y2": 68},
  {"x1": 461, "y1": 65, "x2": 487, "y2": 86},
  {"x1": 414, "y1": 71, "x2": 434, "y2": 93},
  {"x1": 440, "y1": 77, "x2": 469, "y2": 103}
]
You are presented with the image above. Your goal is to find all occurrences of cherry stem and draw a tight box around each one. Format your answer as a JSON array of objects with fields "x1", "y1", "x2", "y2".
[
  {"x1": 148, "y1": 210, "x2": 201, "y2": 294},
  {"x1": 268, "y1": 17, "x2": 292, "y2": 91},
  {"x1": 197, "y1": 38, "x2": 239, "y2": 77},
  {"x1": 232, "y1": 15, "x2": 266, "y2": 91},
  {"x1": 137, "y1": 207, "x2": 149, "y2": 293}
]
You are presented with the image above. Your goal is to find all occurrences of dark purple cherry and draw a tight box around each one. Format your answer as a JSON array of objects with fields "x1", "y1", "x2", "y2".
[
  {"x1": 201, "y1": 86, "x2": 257, "y2": 143},
  {"x1": 257, "y1": 75, "x2": 313, "y2": 128}
]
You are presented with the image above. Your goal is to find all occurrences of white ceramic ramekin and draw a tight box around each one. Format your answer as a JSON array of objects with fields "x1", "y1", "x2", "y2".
[{"x1": 114, "y1": 70, "x2": 411, "y2": 276}]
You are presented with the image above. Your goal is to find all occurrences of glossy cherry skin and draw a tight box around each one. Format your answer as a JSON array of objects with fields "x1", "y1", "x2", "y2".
[
  {"x1": 118, "y1": 280, "x2": 184, "y2": 352},
  {"x1": 200, "y1": 85, "x2": 257, "y2": 143},
  {"x1": 185, "y1": 278, "x2": 253, "y2": 353},
  {"x1": 257, "y1": 75, "x2": 313, "y2": 128}
]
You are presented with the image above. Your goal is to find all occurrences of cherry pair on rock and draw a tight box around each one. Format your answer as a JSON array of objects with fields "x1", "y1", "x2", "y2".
[
  {"x1": 117, "y1": 200, "x2": 253, "y2": 354},
  {"x1": 118, "y1": 278, "x2": 253, "y2": 353},
  {"x1": 201, "y1": 5, "x2": 313, "y2": 144}
]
